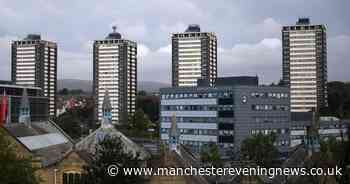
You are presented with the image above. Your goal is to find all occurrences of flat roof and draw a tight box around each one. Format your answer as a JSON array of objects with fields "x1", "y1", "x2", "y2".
[
  {"x1": 0, "y1": 84, "x2": 42, "y2": 90},
  {"x1": 160, "y1": 85, "x2": 289, "y2": 93}
]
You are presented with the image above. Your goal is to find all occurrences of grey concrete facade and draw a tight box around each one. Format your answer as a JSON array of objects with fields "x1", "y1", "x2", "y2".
[
  {"x1": 160, "y1": 84, "x2": 291, "y2": 154},
  {"x1": 93, "y1": 29, "x2": 137, "y2": 125},
  {"x1": 11, "y1": 34, "x2": 57, "y2": 117},
  {"x1": 172, "y1": 25, "x2": 217, "y2": 87},
  {"x1": 282, "y1": 18, "x2": 328, "y2": 112}
]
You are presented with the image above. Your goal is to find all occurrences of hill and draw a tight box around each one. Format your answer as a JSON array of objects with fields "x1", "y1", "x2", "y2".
[{"x1": 58, "y1": 79, "x2": 169, "y2": 93}]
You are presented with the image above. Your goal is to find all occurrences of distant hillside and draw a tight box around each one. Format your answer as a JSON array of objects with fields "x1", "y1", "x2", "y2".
[
  {"x1": 58, "y1": 79, "x2": 92, "y2": 92},
  {"x1": 138, "y1": 81, "x2": 170, "y2": 93},
  {"x1": 58, "y1": 79, "x2": 169, "y2": 93}
]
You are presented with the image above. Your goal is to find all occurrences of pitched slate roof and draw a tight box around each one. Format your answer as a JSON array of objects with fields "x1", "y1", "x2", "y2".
[
  {"x1": 75, "y1": 126, "x2": 150, "y2": 160},
  {"x1": 3, "y1": 120, "x2": 75, "y2": 167}
]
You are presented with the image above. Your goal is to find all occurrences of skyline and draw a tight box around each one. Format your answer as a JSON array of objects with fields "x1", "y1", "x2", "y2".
[{"x1": 0, "y1": 0, "x2": 350, "y2": 84}]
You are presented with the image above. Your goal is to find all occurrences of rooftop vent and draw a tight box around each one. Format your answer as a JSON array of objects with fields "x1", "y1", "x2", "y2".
[
  {"x1": 106, "y1": 26, "x2": 122, "y2": 39},
  {"x1": 24, "y1": 34, "x2": 41, "y2": 40},
  {"x1": 185, "y1": 24, "x2": 201, "y2": 32},
  {"x1": 296, "y1": 18, "x2": 310, "y2": 25}
]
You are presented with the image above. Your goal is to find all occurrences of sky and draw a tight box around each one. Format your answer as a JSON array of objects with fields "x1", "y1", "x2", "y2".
[{"x1": 0, "y1": 0, "x2": 349, "y2": 84}]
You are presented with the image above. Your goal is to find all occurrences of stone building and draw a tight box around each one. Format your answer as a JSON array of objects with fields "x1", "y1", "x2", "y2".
[{"x1": 0, "y1": 88, "x2": 88, "y2": 184}]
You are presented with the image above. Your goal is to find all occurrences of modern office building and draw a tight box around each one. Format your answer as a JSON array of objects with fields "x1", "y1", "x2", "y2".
[
  {"x1": 172, "y1": 24, "x2": 217, "y2": 87},
  {"x1": 198, "y1": 76, "x2": 259, "y2": 87},
  {"x1": 290, "y1": 112, "x2": 349, "y2": 147},
  {"x1": 93, "y1": 27, "x2": 137, "y2": 124},
  {"x1": 0, "y1": 82, "x2": 48, "y2": 123},
  {"x1": 11, "y1": 34, "x2": 57, "y2": 116},
  {"x1": 282, "y1": 18, "x2": 328, "y2": 112},
  {"x1": 160, "y1": 77, "x2": 291, "y2": 154}
]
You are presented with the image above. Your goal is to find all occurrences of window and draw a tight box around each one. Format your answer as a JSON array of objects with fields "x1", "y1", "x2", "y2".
[{"x1": 63, "y1": 172, "x2": 82, "y2": 184}]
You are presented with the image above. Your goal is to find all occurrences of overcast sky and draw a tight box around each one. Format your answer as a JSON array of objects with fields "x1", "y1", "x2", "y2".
[{"x1": 0, "y1": 0, "x2": 349, "y2": 84}]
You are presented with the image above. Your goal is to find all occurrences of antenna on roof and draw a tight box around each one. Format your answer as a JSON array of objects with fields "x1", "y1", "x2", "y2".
[{"x1": 112, "y1": 26, "x2": 117, "y2": 33}]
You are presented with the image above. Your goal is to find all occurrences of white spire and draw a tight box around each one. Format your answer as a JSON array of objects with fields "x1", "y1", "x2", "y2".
[
  {"x1": 19, "y1": 88, "x2": 31, "y2": 126},
  {"x1": 169, "y1": 113, "x2": 179, "y2": 152},
  {"x1": 101, "y1": 90, "x2": 113, "y2": 129}
]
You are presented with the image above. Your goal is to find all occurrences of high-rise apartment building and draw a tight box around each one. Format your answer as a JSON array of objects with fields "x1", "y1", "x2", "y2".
[
  {"x1": 172, "y1": 24, "x2": 217, "y2": 87},
  {"x1": 282, "y1": 18, "x2": 327, "y2": 112},
  {"x1": 11, "y1": 34, "x2": 57, "y2": 116},
  {"x1": 93, "y1": 27, "x2": 137, "y2": 124}
]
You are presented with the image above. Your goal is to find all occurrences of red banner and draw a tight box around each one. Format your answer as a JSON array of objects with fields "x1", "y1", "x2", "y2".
[{"x1": 0, "y1": 95, "x2": 8, "y2": 125}]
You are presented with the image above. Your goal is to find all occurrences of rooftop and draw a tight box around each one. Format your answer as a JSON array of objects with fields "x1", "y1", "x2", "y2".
[
  {"x1": 24, "y1": 34, "x2": 41, "y2": 40},
  {"x1": 106, "y1": 26, "x2": 122, "y2": 39},
  {"x1": 75, "y1": 126, "x2": 150, "y2": 160},
  {"x1": 0, "y1": 84, "x2": 41, "y2": 90},
  {"x1": 197, "y1": 76, "x2": 259, "y2": 87},
  {"x1": 296, "y1": 18, "x2": 310, "y2": 25},
  {"x1": 185, "y1": 24, "x2": 201, "y2": 32},
  {"x1": 0, "y1": 80, "x2": 13, "y2": 85},
  {"x1": 3, "y1": 120, "x2": 74, "y2": 167}
]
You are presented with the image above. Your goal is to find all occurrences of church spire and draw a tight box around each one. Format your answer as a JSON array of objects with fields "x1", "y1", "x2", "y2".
[
  {"x1": 19, "y1": 88, "x2": 31, "y2": 126},
  {"x1": 101, "y1": 89, "x2": 113, "y2": 129},
  {"x1": 304, "y1": 108, "x2": 320, "y2": 156},
  {"x1": 169, "y1": 113, "x2": 179, "y2": 151}
]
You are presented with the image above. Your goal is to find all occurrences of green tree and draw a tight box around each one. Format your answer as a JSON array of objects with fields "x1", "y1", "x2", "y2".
[
  {"x1": 56, "y1": 110, "x2": 82, "y2": 139},
  {"x1": 70, "y1": 89, "x2": 85, "y2": 95},
  {"x1": 0, "y1": 130, "x2": 40, "y2": 184},
  {"x1": 240, "y1": 133, "x2": 278, "y2": 168},
  {"x1": 200, "y1": 143, "x2": 222, "y2": 168},
  {"x1": 59, "y1": 88, "x2": 69, "y2": 95},
  {"x1": 129, "y1": 109, "x2": 152, "y2": 136},
  {"x1": 55, "y1": 96, "x2": 96, "y2": 140},
  {"x1": 137, "y1": 90, "x2": 147, "y2": 96},
  {"x1": 318, "y1": 135, "x2": 350, "y2": 184},
  {"x1": 136, "y1": 95, "x2": 160, "y2": 123},
  {"x1": 321, "y1": 81, "x2": 350, "y2": 118},
  {"x1": 81, "y1": 136, "x2": 145, "y2": 184},
  {"x1": 277, "y1": 79, "x2": 285, "y2": 86}
]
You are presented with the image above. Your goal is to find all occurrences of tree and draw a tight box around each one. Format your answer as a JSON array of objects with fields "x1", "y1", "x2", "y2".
[
  {"x1": 0, "y1": 130, "x2": 40, "y2": 184},
  {"x1": 56, "y1": 110, "x2": 83, "y2": 139},
  {"x1": 81, "y1": 136, "x2": 145, "y2": 184},
  {"x1": 277, "y1": 79, "x2": 285, "y2": 86},
  {"x1": 318, "y1": 135, "x2": 350, "y2": 184},
  {"x1": 137, "y1": 90, "x2": 147, "y2": 96},
  {"x1": 56, "y1": 96, "x2": 96, "y2": 140},
  {"x1": 70, "y1": 89, "x2": 85, "y2": 95},
  {"x1": 136, "y1": 95, "x2": 160, "y2": 123},
  {"x1": 321, "y1": 81, "x2": 350, "y2": 118},
  {"x1": 200, "y1": 143, "x2": 222, "y2": 168},
  {"x1": 240, "y1": 133, "x2": 278, "y2": 168},
  {"x1": 129, "y1": 109, "x2": 152, "y2": 136},
  {"x1": 59, "y1": 88, "x2": 69, "y2": 95}
]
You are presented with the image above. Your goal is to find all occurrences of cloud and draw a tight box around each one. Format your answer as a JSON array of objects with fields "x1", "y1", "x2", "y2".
[
  {"x1": 246, "y1": 18, "x2": 282, "y2": 40},
  {"x1": 138, "y1": 39, "x2": 282, "y2": 84},
  {"x1": 138, "y1": 44, "x2": 151, "y2": 57},
  {"x1": 0, "y1": 0, "x2": 349, "y2": 84},
  {"x1": 138, "y1": 45, "x2": 171, "y2": 83},
  {"x1": 109, "y1": 21, "x2": 148, "y2": 42},
  {"x1": 157, "y1": 44, "x2": 171, "y2": 54},
  {"x1": 58, "y1": 50, "x2": 91, "y2": 80},
  {"x1": 160, "y1": 22, "x2": 187, "y2": 35},
  {"x1": 219, "y1": 38, "x2": 282, "y2": 84},
  {"x1": 0, "y1": 35, "x2": 18, "y2": 80},
  {"x1": 328, "y1": 35, "x2": 350, "y2": 82}
]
